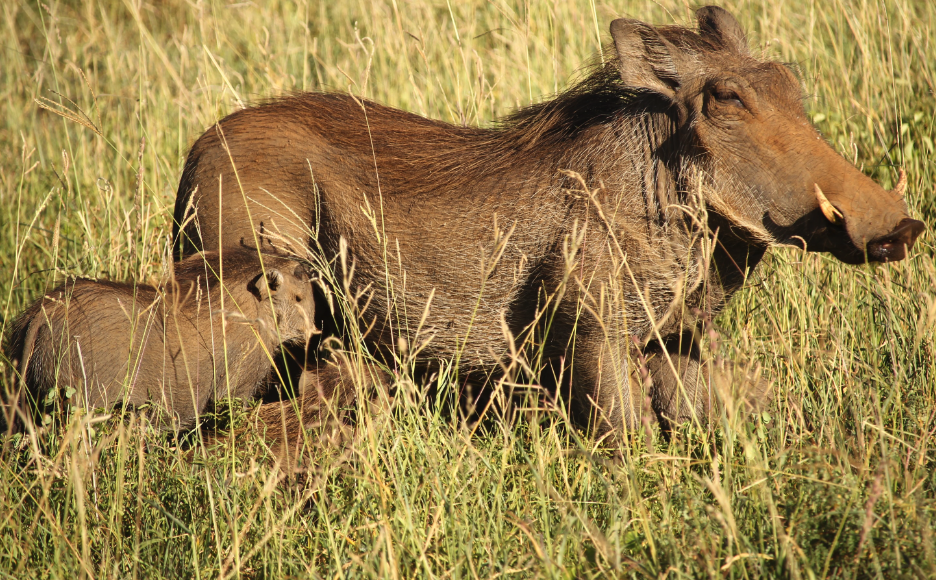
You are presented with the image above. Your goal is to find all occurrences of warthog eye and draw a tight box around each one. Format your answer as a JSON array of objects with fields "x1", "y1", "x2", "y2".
[
  {"x1": 713, "y1": 88, "x2": 743, "y2": 107},
  {"x1": 295, "y1": 295, "x2": 303, "y2": 302}
]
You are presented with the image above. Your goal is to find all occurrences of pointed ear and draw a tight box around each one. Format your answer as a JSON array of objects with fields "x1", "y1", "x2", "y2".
[
  {"x1": 696, "y1": 6, "x2": 749, "y2": 55},
  {"x1": 610, "y1": 18, "x2": 680, "y2": 99},
  {"x1": 252, "y1": 269, "x2": 284, "y2": 299}
]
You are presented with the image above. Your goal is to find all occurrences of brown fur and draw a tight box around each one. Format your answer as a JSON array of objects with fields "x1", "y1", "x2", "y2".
[
  {"x1": 245, "y1": 355, "x2": 392, "y2": 467},
  {"x1": 171, "y1": 7, "x2": 922, "y2": 439},
  {"x1": 4, "y1": 248, "x2": 318, "y2": 431}
]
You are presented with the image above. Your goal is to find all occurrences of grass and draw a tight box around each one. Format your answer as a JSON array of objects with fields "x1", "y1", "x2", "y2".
[{"x1": 1, "y1": 0, "x2": 935, "y2": 577}]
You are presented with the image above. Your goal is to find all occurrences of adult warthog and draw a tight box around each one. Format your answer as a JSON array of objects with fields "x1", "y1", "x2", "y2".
[{"x1": 172, "y1": 7, "x2": 924, "y2": 442}]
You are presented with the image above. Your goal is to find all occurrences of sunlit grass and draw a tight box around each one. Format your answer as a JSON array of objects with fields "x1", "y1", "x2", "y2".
[{"x1": 1, "y1": 0, "x2": 934, "y2": 577}]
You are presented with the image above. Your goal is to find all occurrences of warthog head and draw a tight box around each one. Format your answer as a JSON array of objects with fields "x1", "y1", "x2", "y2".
[
  {"x1": 611, "y1": 6, "x2": 924, "y2": 263},
  {"x1": 246, "y1": 263, "x2": 319, "y2": 345}
]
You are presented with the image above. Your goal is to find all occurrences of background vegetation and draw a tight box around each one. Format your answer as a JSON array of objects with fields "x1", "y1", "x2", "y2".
[{"x1": 1, "y1": 0, "x2": 935, "y2": 577}]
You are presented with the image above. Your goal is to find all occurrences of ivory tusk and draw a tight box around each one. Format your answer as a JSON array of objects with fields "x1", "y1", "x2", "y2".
[
  {"x1": 814, "y1": 184, "x2": 843, "y2": 224},
  {"x1": 891, "y1": 168, "x2": 907, "y2": 198}
]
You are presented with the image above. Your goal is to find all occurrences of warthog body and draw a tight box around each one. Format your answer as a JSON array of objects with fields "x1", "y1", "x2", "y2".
[
  {"x1": 172, "y1": 7, "x2": 923, "y2": 437},
  {"x1": 5, "y1": 249, "x2": 317, "y2": 429}
]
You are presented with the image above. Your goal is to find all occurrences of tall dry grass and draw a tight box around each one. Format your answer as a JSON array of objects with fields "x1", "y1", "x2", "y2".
[{"x1": 1, "y1": 0, "x2": 934, "y2": 577}]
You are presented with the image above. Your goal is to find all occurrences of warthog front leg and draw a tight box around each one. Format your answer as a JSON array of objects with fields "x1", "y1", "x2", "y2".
[
  {"x1": 567, "y1": 333, "x2": 656, "y2": 439},
  {"x1": 645, "y1": 335, "x2": 773, "y2": 429},
  {"x1": 645, "y1": 348, "x2": 710, "y2": 427}
]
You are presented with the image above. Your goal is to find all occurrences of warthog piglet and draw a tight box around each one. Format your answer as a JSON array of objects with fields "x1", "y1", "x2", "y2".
[{"x1": 5, "y1": 248, "x2": 317, "y2": 429}]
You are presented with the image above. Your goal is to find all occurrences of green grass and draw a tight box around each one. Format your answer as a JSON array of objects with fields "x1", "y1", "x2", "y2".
[{"x1": 2, "y1": 0, "x2": 935, "y2": 577}]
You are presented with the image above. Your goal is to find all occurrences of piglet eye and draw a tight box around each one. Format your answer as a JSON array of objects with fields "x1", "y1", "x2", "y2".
[{"x1": 295, "y1": 295, "x2": 303, "y2": 302}]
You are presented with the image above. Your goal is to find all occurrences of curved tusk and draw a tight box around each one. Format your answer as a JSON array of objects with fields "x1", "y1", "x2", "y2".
[
  {"x1": 814, "y1": 184, "x2": 843, "y2": 224},
  {"x1": 891, "y1": 168, "x2": 907, "y2": 198}
]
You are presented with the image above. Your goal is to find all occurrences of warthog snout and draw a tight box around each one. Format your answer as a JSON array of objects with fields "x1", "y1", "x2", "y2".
[
  {"x1": 809, "y1": 169, "x2": 925, "y2": 264},
  {"x1": 867, "y1": 217, "x2": 926, "y2": 262}
]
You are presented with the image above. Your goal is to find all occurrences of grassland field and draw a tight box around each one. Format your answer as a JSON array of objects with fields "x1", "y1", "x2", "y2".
[{"x1": 1, "y1": 0, "x2": 936, "y2": 578}]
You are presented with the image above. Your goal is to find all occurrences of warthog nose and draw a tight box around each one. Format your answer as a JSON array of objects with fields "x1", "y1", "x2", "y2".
[{"x1": 867, "y1": 218, "x2": 926, "y2": 262}]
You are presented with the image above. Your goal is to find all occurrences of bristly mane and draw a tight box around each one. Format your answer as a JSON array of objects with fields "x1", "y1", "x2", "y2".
[
  {"x1": 495, "y1": 60, "x2": 629, "y2": 151},
  {"x1": 493, "y1": 21, "x2": 719, "y2": 153}
]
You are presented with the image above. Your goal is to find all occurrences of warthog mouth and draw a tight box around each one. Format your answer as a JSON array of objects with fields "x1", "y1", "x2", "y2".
[
  {"x1": 866, "y1": 218, "x2": 926, "y2": 262},
  {"x1": 766, "y1": 212, "x2": 925, "y2": 264}
]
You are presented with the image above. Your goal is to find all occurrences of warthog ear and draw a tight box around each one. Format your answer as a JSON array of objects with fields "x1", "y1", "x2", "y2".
[
  {"x1": 251, "y1": 269, "x2": 285, "y2": 299},
  {"x1": 610, "y1": 18, "x2": 680, "y2": 99},
  {"x1": 696, "y1": 6, "x2": 749, "y2": 56}
]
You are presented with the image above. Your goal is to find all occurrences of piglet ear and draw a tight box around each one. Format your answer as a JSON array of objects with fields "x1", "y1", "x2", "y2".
[
  {"x1": 251, "y1": 269, "x2": 284, "y2": 299},
  {"x1": 696, "y1": 6, "x2": 749, "y2": 55},
  {"x1": 610, "y1": 18, "x2": 680, "y2": 99}
]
